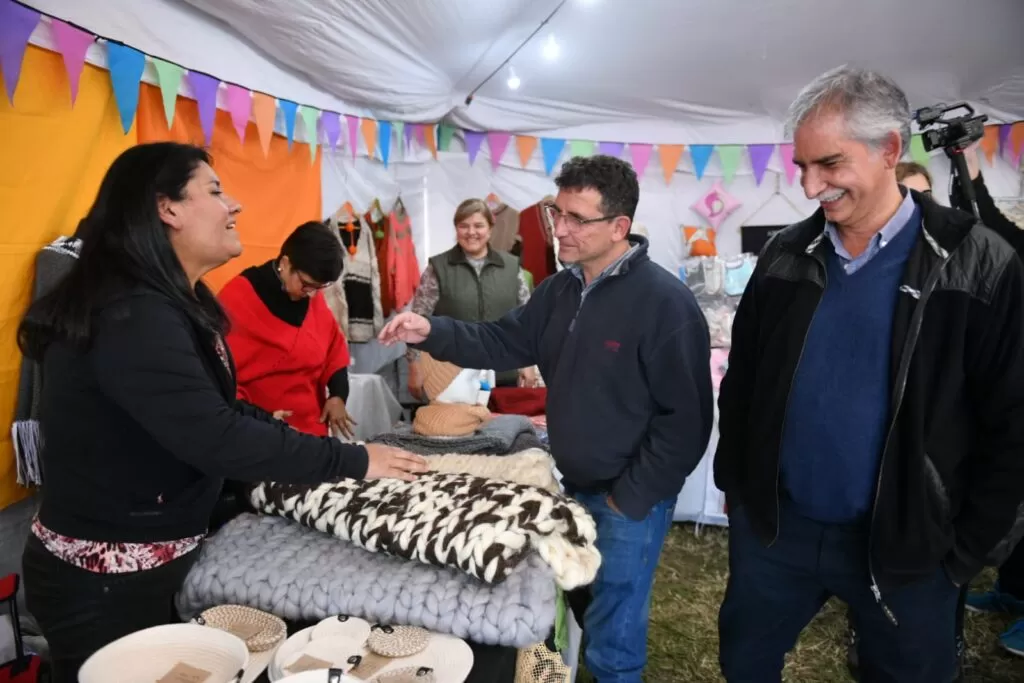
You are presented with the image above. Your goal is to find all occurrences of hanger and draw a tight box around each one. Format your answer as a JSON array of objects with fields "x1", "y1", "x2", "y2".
[
  {"x1": 332, "y1": 201, "x2": 357, "y2": 225},
  {"x1": 331, "y1": 201, "x2": 359, "y2": 256},
  {"x1": 740, "y1": 173, "x2": 804, "y2": 225},
  {"x1": 486, "y1": 192, "x2": 502, "y2": 212}
]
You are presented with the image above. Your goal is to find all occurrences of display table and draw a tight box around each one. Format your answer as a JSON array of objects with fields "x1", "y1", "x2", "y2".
[{"x1": 342, "y1": 374, "x2": 403, "y2": 442}]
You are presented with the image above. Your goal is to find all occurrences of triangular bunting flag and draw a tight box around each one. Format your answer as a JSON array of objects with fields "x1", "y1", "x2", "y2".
[
  {"x1": 541, "y1": 138, "x2": 567, "y2": 176},
  {"x1": 630, "y1": 143, "x2": 653, "y2": 179},
  {"x1": 488, "y1": 132, "x2": 512, "y2": 170},
  {"x1": 1009, "y1": 123, "x2": 1024, "y2": 166},
  {"x1": 437, "y1": 124, "x2": 456, "y2": 152},
  {"x1": 379, "y1": 121, "x2": 392, "y2": 167},
  {"x1": 908, "y1": 135, "x2": 929, "y2": 166},
  {"x1": 778, "y1": 143, "x2": 798, "y2": 185},
  {"x1": 423, "y1": 124, "x2": 438, "y2": 159},
  {"x1": 299, "y1": 105, "x2": 320, "y2": 161},
  {"x1": 689, "y1": 144, "x2": 714, "y2": 181},
  {"x1": 361, "y1": 117, "x2": 378, "y2": 159},
  {"x1": 979, "y1": 125, "x2": 1000, "y2": 165},
  {"x1": 392, "y1": 121, "x2": 405, "y2": 152},
  {"x1": 51, "y1": 20, "x2": 93, "y2": 104},
  {"x1": 658, "y1": 144, "x2": 685, "y2": 184},
  {"x1": 999, "y1": 124, "x2": 1012, "y2": 154},
  {"x1": 464, "y1": 130, "x2": 485, "y2": 165},
  {"x1": 345, "y1": 115, "x2": 359, "y2": 159},
  {"x1": 717, "y1": 145, "x2": 742, "y2": 184},
  {"x1": 188, "y1": 72, "x2": 220, "y2": 146},
  {"x1": 516, "y1": 135, "x2": 538, "y2": 167},
  {"x1": 598, "y1": 141, "x2": 625, "y2": 158},
  {"x1": 278, "y1": 99, "x2": 298, "y2": 147},
  {"x1": 106, "y1": 43, "x2": 146, "y2": 134},
  {"x1": 402, "y1": 122, "x2": 413, "y2": 151},
  {"x1": 251, "y1": 93, "x2": 276, "y2": 157},
  {"x1": 152, "y1": 58, "x2": 184, "y2": 129},
  {"x1": 747, "y1": 144, "x2": 775, "y2": 186},
  {"x1": 225, "y1": 84, "x2": 251, "y2": 142},
  {"x1": 570, "y1": 140, "x2": 596, "y2": 158},
  {"x1": 0, "y1": 1, "x2": 39, "y2": 104}
]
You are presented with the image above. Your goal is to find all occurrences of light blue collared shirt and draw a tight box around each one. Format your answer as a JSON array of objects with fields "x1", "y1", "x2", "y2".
[{"x1": 824, "y1": 191, "x2": 916, "y2": 275}]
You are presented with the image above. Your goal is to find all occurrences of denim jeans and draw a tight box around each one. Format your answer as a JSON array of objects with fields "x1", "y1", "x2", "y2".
[
  {"x1": 572, "y1": 491, "x2": 675, "y2": 683},
  {"x1": 719, "y1": 502, "x2": 959, "y2": 683}
]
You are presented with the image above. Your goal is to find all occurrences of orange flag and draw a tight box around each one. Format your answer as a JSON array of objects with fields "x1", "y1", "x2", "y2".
[
  {"x1": 658, "y1": 144, "x2": 685, "y2": 184},
  {"x1": 423, "y1": 123, "x2": 438, "y2": 159},
  {"x1": 360, "y1": 118, "x2": 378, "y2": 159},
  {"x1": 251, "y1": 93, "x2": 276, "y2": 157},
  {"x1": 980, "y1": 125, "x2": 1000, "y2": 164},
  {"x1": 517, "y1": 135, "x2": 538, "y2": 167}
]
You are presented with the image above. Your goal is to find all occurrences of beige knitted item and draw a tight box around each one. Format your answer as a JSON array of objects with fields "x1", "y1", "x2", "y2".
[
  {"x1": 413, "y1": 403, "x2": 491, "y2": 436},
  {"x1": 418, "y1": 352, "x2": 463, "y2": 402},
  {"x1": 424, "y1": 449, "x2": 559, "y2": 492},
  {"x1": 367, "y1": 625, "x2": 430, "y2": 658},
  {"x1": 515, "y1": 643, "x2": 571, "y2": 683}
]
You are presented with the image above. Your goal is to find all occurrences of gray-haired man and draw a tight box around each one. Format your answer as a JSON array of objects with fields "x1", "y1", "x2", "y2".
[{"x1": 714, "y1": 65, "x2": 1024, "y2": 681}]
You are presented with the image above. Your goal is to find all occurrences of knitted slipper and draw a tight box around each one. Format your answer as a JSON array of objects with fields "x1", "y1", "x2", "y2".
[
  {"x1": 366, "y1": 625, "x2": 430, "y2": 658},
  {"x1": 373, "y1": 666, "x2": 436, "y2": 683}
]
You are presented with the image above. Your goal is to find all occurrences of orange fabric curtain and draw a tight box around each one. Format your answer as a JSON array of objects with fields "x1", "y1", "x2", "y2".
[
  {"x1": 135, "y1": 84, "x2": 323, "y2": 291},
  {"x1": 0, "y1": 47, "x2": 137, "y2": 509}
]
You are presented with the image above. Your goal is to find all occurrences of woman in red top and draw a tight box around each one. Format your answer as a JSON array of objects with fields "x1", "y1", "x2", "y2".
[{"x1": 219, "y1": 221, "x2": 357, "y2": 438}]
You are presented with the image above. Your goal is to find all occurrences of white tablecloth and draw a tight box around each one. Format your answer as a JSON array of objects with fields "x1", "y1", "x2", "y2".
[{"x1": 340, "y1": 373, "x2": 403, "y2": 442}]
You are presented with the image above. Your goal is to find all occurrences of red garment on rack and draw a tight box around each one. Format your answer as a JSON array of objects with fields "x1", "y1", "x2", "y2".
[
  {"x1": 387, "y1": 210, "x2": 420, "y2": 311},
  {"x1": 518, "y1": 201, "x2": 557, "y2": 285}
]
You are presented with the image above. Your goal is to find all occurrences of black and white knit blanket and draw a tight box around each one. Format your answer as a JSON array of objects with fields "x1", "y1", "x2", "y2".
[
  {"x1": 177, "y1": 514, "x2": 556, "y2": 648},
  {"x1": 247, "y1": 472, "x2": 600, "y2": 590},
  {"x1": 370, "y1": 414, "x2": 544, "y2": 455},
  {"x1": 12, "y1": 236, "x2": 81, "y2": 485}
]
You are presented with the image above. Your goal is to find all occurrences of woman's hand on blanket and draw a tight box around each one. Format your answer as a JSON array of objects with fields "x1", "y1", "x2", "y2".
[
  {"x1": 364, "y1": 444, "x2": 430, "y2": 481},
  {"x1": 379, "y1": 312, "x2": 431, "y2": 346}
]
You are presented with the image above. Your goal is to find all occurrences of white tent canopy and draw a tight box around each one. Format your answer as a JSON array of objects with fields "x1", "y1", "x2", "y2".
[{"x1": 25, "y1": 0, "x2": 1024, "y2": 144}]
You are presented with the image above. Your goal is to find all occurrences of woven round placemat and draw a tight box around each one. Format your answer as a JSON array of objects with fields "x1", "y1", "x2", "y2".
[
  {"x1": 373, "y1": 666, "x2": 437, "y2": 683},
  {"x1": 197, "y1": 604, "x2": 287, "y2": 653},
  {"x1": 366, "y1": 625, "x2": 430, "y2": 658}
]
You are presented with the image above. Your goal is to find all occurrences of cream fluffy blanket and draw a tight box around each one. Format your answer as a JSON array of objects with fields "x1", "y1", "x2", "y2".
[{"x1": 423, "y1": 448, "x2": 559, "y2": 493}]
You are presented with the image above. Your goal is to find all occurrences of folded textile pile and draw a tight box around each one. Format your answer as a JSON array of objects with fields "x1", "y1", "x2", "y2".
[
  {"x1": 177, "y1": 514, "x2": 556, "y2": 648},
  {"x1": 413, "y1": 352, "x2": 495, "y2": 437},
  {"x1": 372, "y1": 414, "x2": 544, "y2": 455},
  {"x1": 248, "y1": 472, "x2": 600, "y2": 590},
  {"x1": 424, "y1": 449, "x2": 558, "y2": 493}
]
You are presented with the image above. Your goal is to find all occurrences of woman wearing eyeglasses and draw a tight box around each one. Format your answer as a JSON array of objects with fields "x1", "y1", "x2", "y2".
[
  {"x1": 405, "y1": 198, "x2": 538, "y2": 399},
  {"x1": 219, "y1": 221, "x2": 357, "y2": 438}
]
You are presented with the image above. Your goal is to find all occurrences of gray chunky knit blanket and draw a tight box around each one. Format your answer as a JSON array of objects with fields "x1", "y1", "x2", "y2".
[
  {"x1": 370, "y1": 414, "x2": 543, "y2": 455},
  {"x1": 177, "y1": 514, "x2": 556, "y2": 647},
  {"x1": 248, "y1": 471, "x2": 601, "y2": 590}
]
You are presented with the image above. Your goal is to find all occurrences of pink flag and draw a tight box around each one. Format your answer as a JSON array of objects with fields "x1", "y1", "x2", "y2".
[
  {"x1": 487, "y1": 132, "x2": 512, "y2": 170},
  {"x1": 345, "y1": 115, "x2": 359, "y2": 159},
  {"x1": 51, "y1": 20, "x2": 93, "y2": 104},
  {"x1": 778, "y1": 143, "x2": 799, "y2": 185},
  {"x1": 225, "y1": 84, "x2": 251, "y2": 142},
  {"x1": 629, "y1": 143, "x2": 653, "y2": 179}
]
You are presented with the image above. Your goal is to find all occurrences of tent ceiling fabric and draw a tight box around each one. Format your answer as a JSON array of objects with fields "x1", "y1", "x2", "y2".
[{"x1": 25, "y1": 0, "x2": 1024, "y2": 143}]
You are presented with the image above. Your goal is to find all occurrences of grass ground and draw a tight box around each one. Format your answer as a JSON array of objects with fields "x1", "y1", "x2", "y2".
[{"x1": 579, "y1": 523, "x2": 1024, "y2": 682}]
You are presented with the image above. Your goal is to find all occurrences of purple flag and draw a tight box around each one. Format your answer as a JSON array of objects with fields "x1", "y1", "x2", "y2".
[
  {"x1": 747, "y1": 144, "x2": 775, "y2": 186},
  {"x1": 598, "y1": 141, "x2": 625, "y2": 158},
  {"x1": 188, "y1": 72, "x2": 221, "y2": 145},
  {"x1": 464, "y1": 130, "x2": 485, "y2": 165},
  {"x1": 321, "y1": 111, "x2": 341, "y2": 150},
  {"x1": 0, "y1": 1, "x2": 40, "y2": 103}
]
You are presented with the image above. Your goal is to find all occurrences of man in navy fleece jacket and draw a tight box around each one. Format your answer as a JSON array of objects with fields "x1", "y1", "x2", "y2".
[{"x1": 380, "y1": 155, "x2": 713, "y2": 683}]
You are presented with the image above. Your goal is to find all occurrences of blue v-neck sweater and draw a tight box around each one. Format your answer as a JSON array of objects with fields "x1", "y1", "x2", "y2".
[{"x1": 779, "y1": 207, "x2": 921, "y2": 523}]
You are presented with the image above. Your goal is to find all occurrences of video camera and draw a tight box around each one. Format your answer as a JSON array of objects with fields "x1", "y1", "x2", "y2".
[{"x1": 912, "y1": 102, "x2": 988, "y2": 218}]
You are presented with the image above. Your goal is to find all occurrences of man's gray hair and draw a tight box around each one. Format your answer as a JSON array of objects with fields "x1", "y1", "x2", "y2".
[{"x1": 786, "y1": 65, "x2": 911, "y2": 155}]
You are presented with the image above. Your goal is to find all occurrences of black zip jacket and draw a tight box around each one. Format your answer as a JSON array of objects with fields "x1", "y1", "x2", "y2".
[{"x1": 715, "y1": 190, "x2": 1024, "y2": 597}]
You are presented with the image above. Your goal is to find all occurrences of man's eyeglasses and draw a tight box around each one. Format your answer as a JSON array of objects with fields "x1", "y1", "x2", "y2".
[{"x1": 542, "y1": 203, "x2": 619, "y2": 233}]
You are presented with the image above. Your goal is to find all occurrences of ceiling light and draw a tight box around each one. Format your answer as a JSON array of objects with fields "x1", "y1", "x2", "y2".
[
  {"x1": 542, "y1": 34, "x2": 560, "y2": 61},
  {"x1": 506, "y1": 68, "x2": 521, "y2": 91}
]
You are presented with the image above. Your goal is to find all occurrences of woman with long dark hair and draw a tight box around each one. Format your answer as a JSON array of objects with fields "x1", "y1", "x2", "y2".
[
  {"x1": 219, "y1": 221, "x2": 357, "y2": 438},
  {"x1": 17, "y1": 142, "x2": 426, "y2": 682}
]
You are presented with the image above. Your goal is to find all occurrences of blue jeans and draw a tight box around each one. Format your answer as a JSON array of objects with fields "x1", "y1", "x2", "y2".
[
  {"x1": 573, "y1": 491, "x2": 675, "y2": 683},
  {"x1": 719, "y1": 502, "x2": 959, "y2": 683}
]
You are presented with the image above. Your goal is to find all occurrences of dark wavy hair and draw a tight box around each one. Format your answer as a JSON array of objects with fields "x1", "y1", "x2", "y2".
[
  {"x1": 18, "y1": 142, "x2": 227, "y2": 361},
  {"x1": 555, "y1": 154, "x2": 640, "y2": 221},
  {"x1": 280, "y1": 221, "x2": 344, "y2": 284}
]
